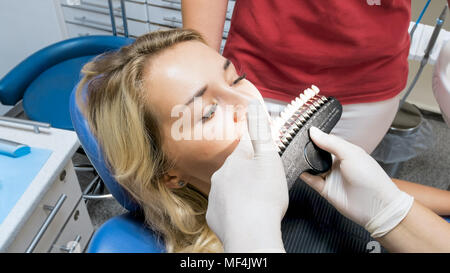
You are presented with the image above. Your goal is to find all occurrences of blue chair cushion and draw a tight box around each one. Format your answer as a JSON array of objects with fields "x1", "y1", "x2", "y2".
[
  {"x1": 70, "y1": 81, "x2": 142, "y2": 212},
  {"x1": 23, "y1": 55, "x2": 96, "y2": 130},
  {"x1": 87, "y1": 212, "x2": 165, "y2": 253}
]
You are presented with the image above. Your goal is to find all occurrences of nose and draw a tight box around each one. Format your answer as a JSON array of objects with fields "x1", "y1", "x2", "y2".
[{"x1": 228, "y1": 90, "x2": 254, "y2": 123}]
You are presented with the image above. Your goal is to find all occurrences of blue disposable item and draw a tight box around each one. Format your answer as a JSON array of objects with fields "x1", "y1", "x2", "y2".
[
  {"x1": 0, "y1": 147, "x2": 52, "y2": 225},
  {"x1": 0, "y1": 138, "x2": 30, "y2": 157}
]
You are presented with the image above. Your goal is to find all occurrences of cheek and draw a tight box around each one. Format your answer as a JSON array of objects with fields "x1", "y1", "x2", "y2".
[{"x1": 168, "y1": 138, "x2": 240, "y2": 180}]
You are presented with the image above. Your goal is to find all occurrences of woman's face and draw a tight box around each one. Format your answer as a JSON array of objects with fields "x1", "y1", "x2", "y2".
[{"x1": 143, "y1": 41, "x2": 266, "y2": 195}]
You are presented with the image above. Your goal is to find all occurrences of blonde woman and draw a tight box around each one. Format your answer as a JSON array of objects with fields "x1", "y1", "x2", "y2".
[{"x1": 77, "y1": 29, "x2": 450, "y2": 253}]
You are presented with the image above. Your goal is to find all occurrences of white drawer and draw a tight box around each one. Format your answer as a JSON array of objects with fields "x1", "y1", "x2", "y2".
[
  {"x1": 123, "y1": 1, "x2": 147, "y2": 22},
  {"x1": 149, "y1": 0, "x2": 181, "y2": 10},
  {"x1": 127, "y1": 20, "x2": 150, "y2": 36},
  {"x1": 61, "y1": 0, "x2": 119, "y2": 15},
  {"x1": 148, "y1": 0, "x2": 235, "y2": 20},
  {"x1": 50, "y1": 200, "x2": 93, "y2": 253},
  {"x1": 61, "y1": 1, "x2": 147, "y2": 22},
  {"x1": 63, "y1": 6, "x2": 149, "y2": 37},
  {"x1": 66, "y1": 22, "x2": 113, "y2": 37},
  {"x1": 147, "y1": 5, "x2": 182, "y2": 27},
  {"x1": 148, "y1": 23, "x2": 171, "y2": 32},
  {"x1": 62, "y1": 6, "x2": 119, "y2": 31},
  {"x1": 147, "y1": 5, "x2": 230, "y2": 38},
  {"x1": 7, "y1": 162, "x2": 82, "y2": 253}
]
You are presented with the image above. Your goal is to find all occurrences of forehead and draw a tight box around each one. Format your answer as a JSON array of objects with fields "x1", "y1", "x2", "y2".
[
  {"x1": 142, "y1": 41, "x2": 225, "y2": 117},
  {"x1": 146, "y1": 40, "x2": 224, "y2": 90}
]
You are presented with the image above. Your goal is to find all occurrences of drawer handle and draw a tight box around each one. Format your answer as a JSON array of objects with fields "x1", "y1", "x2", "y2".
[
  {"x1": 71, "y1": 19, "x2": 124, "y2": 31},
  {"x1": 25, "y1": 194, "x2": 67, "y2": 253},
  {"x1": 161, "y1": 0, "x2": 181, "y2": 4},
  {"x1": 163, "y1": 16, "x2": 182, "y2": 27},
  {"x1": 74, "y1": 16, "x2": 112, "y2": 28}
]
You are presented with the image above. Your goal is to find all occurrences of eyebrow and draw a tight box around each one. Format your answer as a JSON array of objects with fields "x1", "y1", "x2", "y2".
[
  {"x1": 223, "y1": 59, "x2": 231, "y2": 70},
  {"x1": 185, "y1": 85, "x2": 207, "y2": 105},
  {"x1": 184, "y1": 59, "x2": 232, "y2": 105}
]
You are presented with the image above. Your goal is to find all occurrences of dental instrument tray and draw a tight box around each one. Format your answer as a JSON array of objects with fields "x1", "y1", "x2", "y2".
[{"x1": 272, "y1": 85, "x2": 342, "y2": 190}]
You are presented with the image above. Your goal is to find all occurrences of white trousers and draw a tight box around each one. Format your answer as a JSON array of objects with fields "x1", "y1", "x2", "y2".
[{"x1": 264, "y1": 95, "x2": 400, "y2": 154}]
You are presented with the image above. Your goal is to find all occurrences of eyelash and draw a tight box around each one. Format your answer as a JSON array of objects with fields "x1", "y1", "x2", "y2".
[
  {"x1": 202, "y1": 103, "x2": 218, "y2": 123},
  {"x1": 201, "y1": 73, "x2": 246, "y2": 123},
  {"x1": 232, "y1": 73, "x2": 246, "y2": 86}
]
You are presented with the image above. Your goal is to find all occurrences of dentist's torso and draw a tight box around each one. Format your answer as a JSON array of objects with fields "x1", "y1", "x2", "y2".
[{"x1": 223, "y1": 0, "x2": 411, "y2": 105}]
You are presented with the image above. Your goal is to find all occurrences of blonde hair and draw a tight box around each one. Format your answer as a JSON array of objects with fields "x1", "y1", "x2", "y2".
[{"x1": 76, "y1": 29, "x2": 223, "y2": 253}]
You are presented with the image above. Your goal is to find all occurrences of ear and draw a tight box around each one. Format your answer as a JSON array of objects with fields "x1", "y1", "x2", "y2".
[{"x1": 162, "y1": 169, "x2": 185, "y2": 189}]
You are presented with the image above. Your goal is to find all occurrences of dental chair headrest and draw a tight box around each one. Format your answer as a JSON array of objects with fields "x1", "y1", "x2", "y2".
[{"x1": 69, "y1": 79, "x2": 141, "y2": 212}]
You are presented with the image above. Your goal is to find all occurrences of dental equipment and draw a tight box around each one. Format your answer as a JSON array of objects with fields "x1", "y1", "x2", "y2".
[
  {"x1": 400, "y1": 4, "x2": 448, "y2": 109},
  {"x1": 0, "y1": 138, "x2": 30, "y2": 157},
  {"x1": 272, "y1": 86, "x2": 343, "y2": 189},
  {"x1": 410, "y1": 0, "x2": 432, "y2": 41}
]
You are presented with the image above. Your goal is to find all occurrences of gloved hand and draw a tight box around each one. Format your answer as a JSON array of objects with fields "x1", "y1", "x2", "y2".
[
  {"x1": 300, "y1": 127, "x2": 414, "y2": 238},
  {"x1": 206, "y1": 100, "x2": 289, "y2": 253}
]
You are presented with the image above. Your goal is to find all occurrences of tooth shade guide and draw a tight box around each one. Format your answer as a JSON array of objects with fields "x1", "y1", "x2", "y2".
[{"x1": 273, "y1": 84, "x2": 328, "y2": 155}]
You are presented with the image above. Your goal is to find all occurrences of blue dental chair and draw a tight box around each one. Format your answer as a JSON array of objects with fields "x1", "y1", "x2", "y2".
[
  {"x1": 0, "y1": 35, "x2": 164, "y2": 252},
  {"x1": 69, "y1": 78, "x2": 165, "y2": 253},
  {"x1": 0, "y1": 35, "x2": 134, "y2": 130},
  {"x1": 0, "y1": 35, "x2": 137, "y2": 200}
]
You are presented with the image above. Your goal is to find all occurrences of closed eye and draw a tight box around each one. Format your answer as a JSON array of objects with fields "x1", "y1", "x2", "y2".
[
  {"x1": 232, "y1": 73, "x2": 246, "y2": 86},
  {"x1": 202, "y1": 103, "x2": 218, "y2": 123}
]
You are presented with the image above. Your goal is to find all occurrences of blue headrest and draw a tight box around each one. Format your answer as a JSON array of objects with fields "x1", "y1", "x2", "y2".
[
  {"x1": 69, "y1": 80, "x2": 141, "y2": 212},
  {"x1": 0, "y1": 35, "x2": 135, "y2": 105}
]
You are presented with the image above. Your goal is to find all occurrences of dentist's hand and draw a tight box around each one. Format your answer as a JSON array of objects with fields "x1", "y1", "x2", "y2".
[
  {"x1": 206, "y1": 100, "x2": 289, "y2": 253},
  {"x1": 301, "y1": 127, "x2": 414, "y2": 238}
]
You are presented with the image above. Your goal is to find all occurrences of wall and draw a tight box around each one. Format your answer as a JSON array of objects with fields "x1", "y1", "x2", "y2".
[{"x1": 0, "y1": 0, "x2": 66, "y2": 115}]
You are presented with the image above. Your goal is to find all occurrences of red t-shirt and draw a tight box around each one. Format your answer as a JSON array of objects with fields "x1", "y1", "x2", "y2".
[{"x1": 223, "y1": 0, "x2": 411, "y2": 104}]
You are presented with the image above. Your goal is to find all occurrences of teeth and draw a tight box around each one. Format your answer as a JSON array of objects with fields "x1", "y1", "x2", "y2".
[
  {"x1": 300, "y1": 93, "x2": 308, "y2": 102},
  {"x1": 312, "y1": 100, "x2": 321, "y2": 108},
  {"x1": 295, "y1": 97, "x2": 304, "y2": 106},
  {"x1": 292, "y1": 99, "x2": 301, "y2": 109},
  {"x1": 275, "y1": 85, "x2": 326, "y2": 153},
  {"x1": 288, "y1": 127, "x2": 296, "y2": 137},
  {"x1": 305, "y1": 88, "x2": 315, "y2": 99},
  {"x1": 311, "y1": 85, "x2": 320, "y2": 94},
  {"x1": 294, "y1": 117, "x2": 303, "y2": 127},
  {"x1": 298, "y1": 115, "x2": 307, "y2": 123},
  {"x1": 281, "y1": 136, "x2": 290, "y2": 145},
  {"x1": 316, "y1": 97, "x2": 325, "y2": 105},
  {"x1": 306, "y1": 103, "x2": 317, "y2": 111},
  {"x1": 286, "y1": 104, "x2": 296, "y2": 117}
]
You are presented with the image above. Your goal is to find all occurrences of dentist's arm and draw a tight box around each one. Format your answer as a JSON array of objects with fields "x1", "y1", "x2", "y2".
[
  {"x1": 301, "y1": 127, "x2": 450, "y2": 252},
  {"x1": 181, "y1": 0, "x2": 228, "y2": 52},
  {"x1": 206, "y1": 100, "x2": 289, "y2": 253},
  {"x1": 378, "y1": 201, "x2": 450, "y2": 252}
]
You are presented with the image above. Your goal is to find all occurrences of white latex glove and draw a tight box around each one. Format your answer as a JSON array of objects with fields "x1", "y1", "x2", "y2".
[
  {"x1": 300, "y1": 127, "x2": 414, "y2": 238},
  {"x1": 206, "y1": 100, "x2": 289, "y2": 253}
]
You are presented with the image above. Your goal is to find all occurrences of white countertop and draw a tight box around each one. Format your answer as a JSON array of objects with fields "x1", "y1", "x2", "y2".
[{"x1": 0, "y1": 121, "x2": 79, "y2": 251}]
